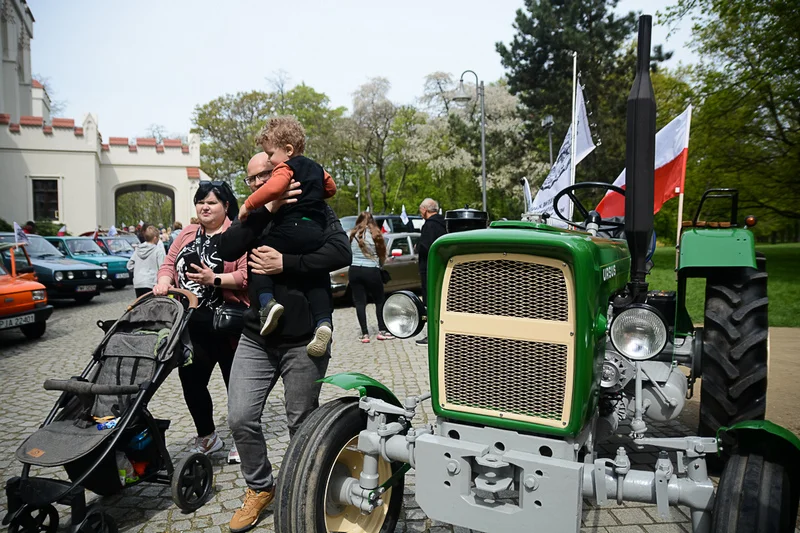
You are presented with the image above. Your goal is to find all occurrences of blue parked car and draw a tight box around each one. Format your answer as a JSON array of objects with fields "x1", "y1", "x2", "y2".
[
  {"x1": 95, "y1": 235, "x2": 136, "y2": 259},
  {"x1": 45, "y1": 236, "x2": 131, "y2": 289},
  {"x1": 0, "y1": 233, "x2": 108, "y2": 303}
]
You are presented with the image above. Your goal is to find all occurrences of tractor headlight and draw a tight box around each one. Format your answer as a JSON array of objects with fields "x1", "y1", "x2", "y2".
[
  {"x1": 609, "y1": 305, "x2": 667, "y2": 361},
  {"x1": 54, "y1": 272, "x2": 64, "y2": 282},
  {"x1": 66, "y1": 271, "x2": 74, "y2": 280},
  {"x1": 383, "y1": 291, "x2": 426, "y2": 339}
]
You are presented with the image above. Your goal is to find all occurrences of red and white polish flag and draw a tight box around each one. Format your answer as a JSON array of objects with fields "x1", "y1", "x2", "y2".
[
  {"x1": 596, "y1": 105, "x2": 692, "y2": 218},
  {"x1": 381, "y1": 220, "x2": 391, "y2": 233}
]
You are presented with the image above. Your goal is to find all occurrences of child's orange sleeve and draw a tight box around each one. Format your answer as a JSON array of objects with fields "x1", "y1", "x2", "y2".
[
  {"x1": 323, "y1": 171, "x2": 337, "y2": 198},
  {"x1": 244, "y1": 163, "x2": 293, "y2": 210}
]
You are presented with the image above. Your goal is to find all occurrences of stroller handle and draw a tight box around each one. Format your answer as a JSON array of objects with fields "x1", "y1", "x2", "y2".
[
  {"x1": 44, "y1": 379, "x2": 140, "y2": 396},
  {"x1": 132, "y1": 288, "x2": 199, "y2": 309}
]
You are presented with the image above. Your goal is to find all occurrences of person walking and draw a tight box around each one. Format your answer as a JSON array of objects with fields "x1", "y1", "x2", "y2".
[
  {"x1": 127, "y1": 225, "x2": 166, "y2": 297},
  {"x1": 215, "y1": 152, "x2": 353, "y2": 532},
  {"x1": 153, "y1": 181, "x2": 248, "y2": 460},
  {"x1": 415, "y1": 198, "x2": 447, "y2": 345},
  {"x1": 348, "y1": 212, "x2": 393, "y2": 343}
]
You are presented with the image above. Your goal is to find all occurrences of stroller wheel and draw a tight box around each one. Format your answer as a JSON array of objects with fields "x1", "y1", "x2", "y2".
[
  {"x1": 8, "y1": 504, "x2": 58, "y2": 533},
  {"x1": 172, "y1": 452, "x2": 214, "y2": 512},
  {"x1": 72, "y1": 510, "x2": 117, "y2": 533}
]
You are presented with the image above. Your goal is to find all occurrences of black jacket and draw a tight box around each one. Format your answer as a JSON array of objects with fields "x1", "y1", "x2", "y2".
[
  {"x1": 417, "y1": 213, "x2": 447, "y2": 275},
  {"x1": 217, "y1": 205, "x2": 352, "y2": 348}
]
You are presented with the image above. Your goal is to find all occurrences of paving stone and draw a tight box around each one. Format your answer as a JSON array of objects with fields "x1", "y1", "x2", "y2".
[
  {"x1": 583, "y1": 509, "x2": 619, "y2": 527},
  {"x1": 605, "y1": 527, "x2": 647, "y2": 533},
  {"x1": 643, "y1": 524, "x2": 689, "y2": 533},
  {"x1": 613, "y1": 508, "x2": 654, "y2": 525},
  {"x1": 644, "y1": 506, "x2": 689, "y2": 523}
]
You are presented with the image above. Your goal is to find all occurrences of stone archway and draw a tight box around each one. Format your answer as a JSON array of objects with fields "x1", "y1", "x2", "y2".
[{"x1": 114, "y1": 182, "x2": 176, "y2": 228}]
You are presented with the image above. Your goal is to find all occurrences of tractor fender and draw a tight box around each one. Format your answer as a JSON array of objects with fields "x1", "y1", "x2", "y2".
[
  {"x1": 320, "y1": 372, "x2": 403, "y2": 408},
  {"x1": 678, "y1": 228, "x2": 756, "y2": 270},
  {"x1": 719, "y1": 420, "x2": 800, "y2": 471}
]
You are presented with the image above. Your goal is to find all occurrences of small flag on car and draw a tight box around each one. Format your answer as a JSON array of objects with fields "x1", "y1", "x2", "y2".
[
  {"x1": 108, "y1": 225, "x2": 118, "y2": 236},
  {"x1": 57, "y1": 225, "x2": 67, "y2": 236},
  {"x1": 400, "y1": 205, "x2": 409, "y2": 225},
  {"x1": 381, "y1": 220, "x2": 390, "y2": 233},
  {"x1": 13, "y1": 222, "x2": 30, "y2": 245}
]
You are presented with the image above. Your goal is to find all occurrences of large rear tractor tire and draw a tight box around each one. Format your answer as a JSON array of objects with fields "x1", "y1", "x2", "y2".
[
  {"x1": 275, "y1": 397, "x2": 404, "y2": 533},
  {"x1": 712, "y1": 453, "x2": 797, "y2": 533},
  {"x1": 699, "y1": 255, "x2": 768, "y2": 447}
]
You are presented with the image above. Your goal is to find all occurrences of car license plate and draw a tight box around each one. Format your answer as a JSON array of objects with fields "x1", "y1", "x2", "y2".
[
  {"x1": 76, "y1": 285, "x2": 96, "y2": 293},
  {"x1": 0, "y1": 314, "x2": 35, "y2": 330},
  {"x1": 115, "y1": 273, "x2": 130, "y2": 279}
]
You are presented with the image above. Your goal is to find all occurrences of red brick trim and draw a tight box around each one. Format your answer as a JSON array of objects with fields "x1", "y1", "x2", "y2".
[
  {"x1": 156, "y1": 145, "x2": 164, "y2": 153},
  {"x1": 9, "y1": 123, "x2": 20, "y2": 133},
  {"x1": 20, "y1": 116, "x2": 43, "y2": 127},
  {"x1": 136, "y1": 137, "x2": 157, "y2": 147},
  {"x1": 163, "y1": 139, "x2": 182, "y2": 147},
  {"x1": 181, "y1": 145, "x2": 189, "y2": 153},
  {"x1": 186, "y1": 167, "x2": 201, "y2": 179},
  {"x1": 51, "y1": 118, "x2": 75, "y2": 128},
  {"x1": 129, "y1": 145, "x2": 137, "y2": 152},
  {"x1": 32, "y1": 79, "x2": 44, "y2": 89},
  {"x1": 109, "y1": 137, "x2": 128, "y2": 146},
  {"x1": 74, "y1": 127, "x2": 84, "y2": 136},
  {"x1": 0, "y1": 114, "x2": 10, "y2": 125},
  {"x1": 43, "y1": 125, "x2": 53, "y2": 134},
  {"x1": 101, "y1": 144, "x2": 110, "y2": 151}
]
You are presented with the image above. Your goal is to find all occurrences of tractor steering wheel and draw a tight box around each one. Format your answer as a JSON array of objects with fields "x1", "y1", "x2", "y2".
[{"x1": 552, "y1": 182, "x2": 626, "y2": 232}]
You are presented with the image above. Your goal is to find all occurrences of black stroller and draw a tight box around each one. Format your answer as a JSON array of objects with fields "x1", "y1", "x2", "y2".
[{"x1": 3, "y1": 290, "x2": 214, "y2": 533}]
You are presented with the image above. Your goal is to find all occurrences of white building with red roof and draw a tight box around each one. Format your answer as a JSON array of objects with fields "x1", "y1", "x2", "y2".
[{"x1": 0, "y1": 0, "x2": 208, "y2": 234}]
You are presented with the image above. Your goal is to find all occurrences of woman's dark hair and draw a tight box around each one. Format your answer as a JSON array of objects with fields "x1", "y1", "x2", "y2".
[
  {"x1": 349, "y1": 212, "x2": 386, "y2": 265},
  {"x1": 194, "y1": 180, "x2": 239, "y2": 221}
]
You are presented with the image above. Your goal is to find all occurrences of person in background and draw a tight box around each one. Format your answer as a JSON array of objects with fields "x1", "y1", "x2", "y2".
[
  {"x1": 23, "y1": 221, "x2": 36, "y2": 234},
  {"x1": 415, "y1": 198, "x2": 447, "y2": 346},
  {"x1": 127, "y1": 225, "x2": 166, "y2": 297},
  {"x1": 153, "y1": 181, "x2": 248, "y2": 459},
  {"x1": 169, "y1": 221, "x2": 183, "y2": 250},
  {"x1": 190, "y1": 217, "x2": 200, "y2": 225},
  {"x1": 348, "y1": 212, "x2": 393, "y2": 343}
]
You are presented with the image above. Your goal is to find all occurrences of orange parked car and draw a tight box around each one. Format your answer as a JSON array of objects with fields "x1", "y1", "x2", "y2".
[{"x1": 0, "y1": 242, "x2": 53, "y2": 339}]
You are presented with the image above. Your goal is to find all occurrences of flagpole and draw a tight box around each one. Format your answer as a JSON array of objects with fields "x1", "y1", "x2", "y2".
[
  {"x1": 569, "y1": 51, "x2": 578, "y2": 222},
  {"x1": 674, "y1": 189, "x2": 685, "y2": 279}
]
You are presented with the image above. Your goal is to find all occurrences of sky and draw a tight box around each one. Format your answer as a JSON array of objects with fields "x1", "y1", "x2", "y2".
[{"x1": 27, "y1": 0, "x2": 697, "y2": 140}]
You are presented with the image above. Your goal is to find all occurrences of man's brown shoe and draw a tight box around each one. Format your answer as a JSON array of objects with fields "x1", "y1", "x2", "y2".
[{"x1": 229, "y1": 486, "x2": 275, "y2": 532}]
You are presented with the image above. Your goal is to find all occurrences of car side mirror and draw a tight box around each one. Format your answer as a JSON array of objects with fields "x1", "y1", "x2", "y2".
[
  {"x1": 18, "y1": 266, "x2": 34, "y2": 275},
  {"x1": 391, "y1": 249, "x2": 403, "y2": 257}
]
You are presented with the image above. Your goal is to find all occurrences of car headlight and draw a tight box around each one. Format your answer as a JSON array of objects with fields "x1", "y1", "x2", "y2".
[
  {"x1": 383, "y1": 291, "x2": 426, "y2": 339},
  {"x1": 66, "y1": 271, "x2": 74, "y2": 280},
  {"x1": 54, "y1": 272, "x2": 64, "y2": 281},
  {"x1": 31, "y1": 290, "x2": 45, "y2": 301},
  {"x1": 100, "y1": 270, "x2": 107, "y2": 279},
  {"x1": 609, "y1": 305, "x2": 668, "y2": 361}
]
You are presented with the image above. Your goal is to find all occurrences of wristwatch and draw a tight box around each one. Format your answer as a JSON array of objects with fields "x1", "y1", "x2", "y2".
[{"x1": 213, "y1": 276, "x2": 222, "y2": 287}]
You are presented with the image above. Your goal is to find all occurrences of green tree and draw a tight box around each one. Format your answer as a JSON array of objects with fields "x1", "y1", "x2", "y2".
[
  {"x1": 116, "y1": 191, "x2": 173, "y2": 228},
  {"x1": 496, "y1": 0, "x2": 639, "y2": 186}
]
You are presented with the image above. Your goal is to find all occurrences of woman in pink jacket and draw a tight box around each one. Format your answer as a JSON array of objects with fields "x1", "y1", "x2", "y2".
[{"x1": 154, "y1": 181, "x2": 248, "y2": 461}]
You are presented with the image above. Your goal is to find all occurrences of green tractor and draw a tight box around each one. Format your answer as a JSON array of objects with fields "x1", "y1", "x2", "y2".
[{"x1": 275, "y1": 16, "x2": 800, "y2": 533}]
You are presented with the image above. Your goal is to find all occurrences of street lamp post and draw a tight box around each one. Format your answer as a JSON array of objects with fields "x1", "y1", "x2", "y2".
[
  {"x1": 347, "y1": 173, "x2": 361, "y2": 214},
  {"x1": 453, "y1": 70, "x2": 487, "y2": 213},
  {"x1": 542, "y1": 114, "x2": 554, "y2": 167}
]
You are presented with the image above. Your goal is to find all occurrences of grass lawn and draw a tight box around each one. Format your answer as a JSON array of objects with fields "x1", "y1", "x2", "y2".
[{"x1": 647, "y1": 243, "x2": 800, "y2": 327}]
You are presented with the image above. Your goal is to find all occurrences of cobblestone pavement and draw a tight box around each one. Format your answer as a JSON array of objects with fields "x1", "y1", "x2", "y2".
[{"x1": 0, "y1": 287, "x2": 796, "y2": 533}]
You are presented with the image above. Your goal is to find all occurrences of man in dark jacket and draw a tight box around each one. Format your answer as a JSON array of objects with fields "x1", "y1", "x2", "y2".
[
  {"x1": 416, "y1": 198, "x2": 447, "y2": 345},
  {"x1": 216, "y1": 175, "x2": 352, "y2": 532}
]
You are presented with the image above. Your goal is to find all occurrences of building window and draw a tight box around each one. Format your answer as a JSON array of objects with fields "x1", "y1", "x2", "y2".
[{"x1": 32, "y1": 179, "x2": 59, "y2": 220}]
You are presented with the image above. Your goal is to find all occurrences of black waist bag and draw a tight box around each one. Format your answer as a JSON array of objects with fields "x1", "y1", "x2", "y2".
[{"x1": 212, "y1": 302, "x2": 248, "y2": 335}]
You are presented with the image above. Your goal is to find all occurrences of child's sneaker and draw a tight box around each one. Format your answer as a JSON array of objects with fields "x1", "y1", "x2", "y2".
[
  {"x1": 307, "y1": 321, "x2": 332, "y2": 357},
  {"x1": 359, "y1": 334, "x2": 370, "y2": 343},
  {"x1": 189, "y1": 432, "x2": 224, "y2": 455},
  {"x1": 227, "y1": 443, "x2": 241, "y2": 464},
  {"x1": 259, "y1": 299, "x2": 284, "y2": 336},
  {"x1": 376, "y1": 331, "x2": 395, "y2": 341}
]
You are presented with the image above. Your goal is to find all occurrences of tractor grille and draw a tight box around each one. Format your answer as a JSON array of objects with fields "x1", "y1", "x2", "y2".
[
  {"x1": 438, "y1": 254, "x2": 575, "y2": 428},
  {"x1": 443, "y1": 334, "x2": 568, "y2": 420},
  {"x1": 446, "y1": 259, "x2": 568, "y2": 321}
]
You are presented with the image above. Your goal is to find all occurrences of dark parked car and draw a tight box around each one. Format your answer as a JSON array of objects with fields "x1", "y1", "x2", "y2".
[
  {"x1": 45, "y1": 236, "x2": 131, "y2": 289},
  {"x1": 330, "y1": 232, "x2": 422, "y2": 299},
  {"x1": 0, "y1": 233, "x2": 108, "y2": 303},
  {"x1": 339, "y1": 214, "x2": 423, "y2": 234}
]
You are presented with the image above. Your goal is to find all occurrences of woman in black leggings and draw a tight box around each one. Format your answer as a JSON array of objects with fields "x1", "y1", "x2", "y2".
[{"x1": 348, "y1": 212, "x2": 394, "y2": 343}]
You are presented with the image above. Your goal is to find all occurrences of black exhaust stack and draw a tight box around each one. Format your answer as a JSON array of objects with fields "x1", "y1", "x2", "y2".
[{"x1": 625, "y1": 15, "x2": 656, "y2": 299}]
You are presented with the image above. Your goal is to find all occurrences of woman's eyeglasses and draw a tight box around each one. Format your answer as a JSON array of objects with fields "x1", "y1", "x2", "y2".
[{"x1": 243, "y1": 170, "x2": 272, "y2": 186}]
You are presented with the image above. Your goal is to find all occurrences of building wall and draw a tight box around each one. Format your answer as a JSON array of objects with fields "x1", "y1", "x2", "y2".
[{"x1": 0, "y1": 0, "x2": 34, "y2": 121}]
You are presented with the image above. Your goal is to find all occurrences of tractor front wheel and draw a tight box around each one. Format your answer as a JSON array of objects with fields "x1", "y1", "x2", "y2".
[
  {"x1": 712, "y1": 452, "x2": 796, "y2": 532},
  {"x1": 275, "y1": 397, "x2": 404, "y2": 533},
  {"x1": 699, "y1": 255, "x2": 768, "y2": 446}
]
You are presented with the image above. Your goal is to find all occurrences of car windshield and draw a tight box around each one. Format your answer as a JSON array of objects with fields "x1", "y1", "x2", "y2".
[
  {"x1": 67, "y1": 239, "x2": 105, "y2": 255},
  {"x1": 105, "y1": 238, "x2": 134, "y2": 253},
  {"x1": 0, "y1": 235, "x2": 64, "y2": 258},
  {"x1": 0, "y1": 260, "x2": 7, "y2": 276},
  {"x1": 340, "y1": 217, "x2": 356, "y2": 233}
]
